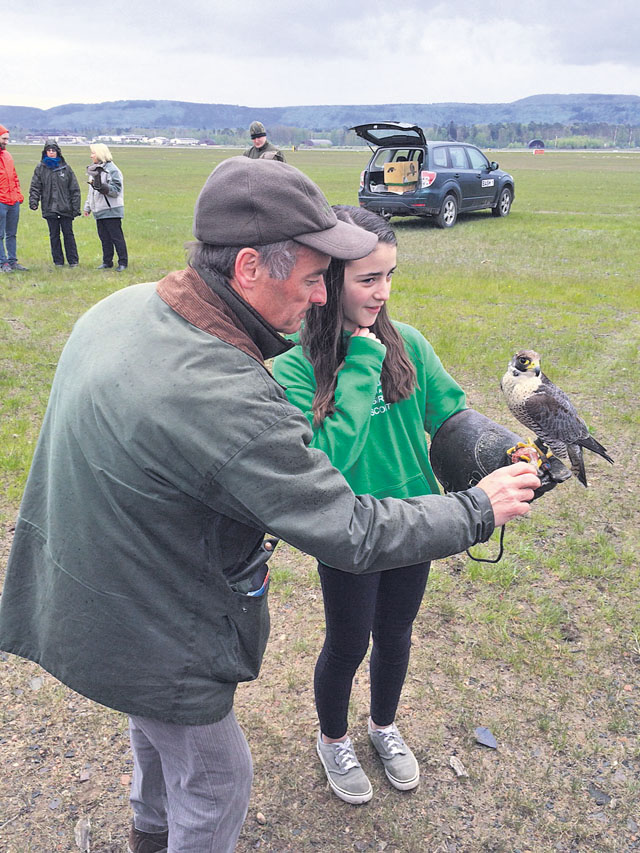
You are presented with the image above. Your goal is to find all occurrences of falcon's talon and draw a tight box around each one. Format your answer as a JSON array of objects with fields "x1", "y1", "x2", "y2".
[
  {"x1": 507, "y1": 440, "x2": 542, "y2": 468},
  {"x1": 534, "y1": 438, "x2": 554, "y2": 460},
  {"x1": 506, "y1": 441, "x2": 528, "y2": 457}
]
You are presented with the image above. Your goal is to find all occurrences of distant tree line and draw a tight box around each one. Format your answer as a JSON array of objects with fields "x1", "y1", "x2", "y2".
[
  {"x1": 442, "y1": 120, "x2": 640, "y2": 149},
  {"x1": 12, "y1": 120, "x2": 640, "y2": 149},
  {"x1": 162, "y1": 120, "x2": 640, "y2": 149}
]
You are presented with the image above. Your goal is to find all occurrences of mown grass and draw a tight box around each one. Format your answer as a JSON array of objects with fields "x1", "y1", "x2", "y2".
[{"x1": 1, "y1": 146, "x2": 639, "y2": 852}]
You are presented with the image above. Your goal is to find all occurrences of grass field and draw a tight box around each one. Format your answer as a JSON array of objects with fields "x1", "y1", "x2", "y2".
[{"x1": 1, "y1": 146, "x2": 639, "y2": 852}]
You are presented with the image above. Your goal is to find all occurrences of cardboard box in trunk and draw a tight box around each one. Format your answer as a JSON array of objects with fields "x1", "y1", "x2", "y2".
[{"x1": 384, "y1": 161, "x2": 418, "y2": 186}]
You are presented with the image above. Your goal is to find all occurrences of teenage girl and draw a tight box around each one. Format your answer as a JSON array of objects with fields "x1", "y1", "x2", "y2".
[{"x1": 273, "y1": 206, "x2": 469, "y2": 804}]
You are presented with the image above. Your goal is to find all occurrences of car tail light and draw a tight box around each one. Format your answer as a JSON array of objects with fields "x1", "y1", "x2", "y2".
[
  {"x1": 359, "y1": 170, "x2": 365, "y2": 190},
  {"x1": 421, "y1": 171, "x2": 436, "y2": 188}
]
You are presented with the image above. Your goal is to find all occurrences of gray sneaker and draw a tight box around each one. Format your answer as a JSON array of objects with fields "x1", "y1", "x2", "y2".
[
  {"x1": 368, "y1": 720, "x2": 419, "y2": 790},
  {"x1": 316, "y1": 733, "x2": 373, "y2": 804}
]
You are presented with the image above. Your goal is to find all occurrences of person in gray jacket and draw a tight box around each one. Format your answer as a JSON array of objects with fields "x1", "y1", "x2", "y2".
[
  {"x1": 29, "y1": 140, "x2": 81, "y2": 266},
  {"x1": 0, "y1": 157, "x2": 539, "y2": 853},
  {"x1": 84, "y1": 142, "x2": 128, "y2": 271}
]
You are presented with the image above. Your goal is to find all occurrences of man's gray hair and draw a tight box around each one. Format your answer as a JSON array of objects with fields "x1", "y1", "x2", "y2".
[{"x1": 188, "y1": 240, "x2": 300, "y2": 280}]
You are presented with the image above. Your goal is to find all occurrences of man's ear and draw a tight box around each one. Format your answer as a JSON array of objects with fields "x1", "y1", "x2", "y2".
[{"x1": 233, "y1": 248, "x2": 262, "y2": 292}]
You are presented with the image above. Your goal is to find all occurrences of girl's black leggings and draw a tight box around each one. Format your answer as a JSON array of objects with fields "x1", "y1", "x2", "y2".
[{"x1": 314, "y1": 560, "x2": 430, "y2": 739}]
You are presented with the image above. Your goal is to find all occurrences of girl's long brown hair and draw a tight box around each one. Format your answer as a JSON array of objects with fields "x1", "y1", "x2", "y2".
[{"x1": 301, "y1": 206, "x2": 416, "y2": 428}]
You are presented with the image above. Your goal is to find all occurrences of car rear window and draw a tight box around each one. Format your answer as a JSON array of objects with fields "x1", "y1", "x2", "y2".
[
  {"x1": 432, "y1": 147, "x2": 448, "y2": 167},
  {"x1": 372, "y1": 148, "x2": 423, "y2": 168},
  {"x1": 449, "y1": 147, "x2": 469, "y2": 169}
]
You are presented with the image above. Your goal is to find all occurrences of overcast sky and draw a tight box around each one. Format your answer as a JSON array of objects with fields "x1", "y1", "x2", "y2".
[{"x1": 4, "y1": 0, "x2": 639, "y2": 109}]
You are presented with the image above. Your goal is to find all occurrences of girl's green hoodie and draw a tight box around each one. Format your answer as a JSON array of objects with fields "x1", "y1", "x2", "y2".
[{"x1": 272, "y1": 321, "x2": 466, "y2": 499}]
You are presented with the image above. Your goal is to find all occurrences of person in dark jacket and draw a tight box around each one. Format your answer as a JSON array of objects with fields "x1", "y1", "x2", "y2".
[
  {"x1": 243, "y1": 120, "x2": 285, "y2": 161},
  {"x1": 29, "y1": 140, "x2": 81, "y2": 267},
  {"x1": 0, "y1": 157, "x2": 539, "y2": 853}
]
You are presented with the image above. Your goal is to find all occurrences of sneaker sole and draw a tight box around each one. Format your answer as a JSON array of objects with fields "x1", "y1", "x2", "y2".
[
  {"x1": 384, "y1": 764, "x2": 420, "y2": 791},
  {"x1": 316, "y1": 741, "x2": 373, "y2": 805}
]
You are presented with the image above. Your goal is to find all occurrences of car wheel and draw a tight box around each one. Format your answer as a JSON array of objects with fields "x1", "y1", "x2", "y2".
[
  {"x1": 492, "y1": 187, "x2": 512, "y2": 217},
  {"x1": 436, "y1": 194, "x2": 457, "y2": 228}
]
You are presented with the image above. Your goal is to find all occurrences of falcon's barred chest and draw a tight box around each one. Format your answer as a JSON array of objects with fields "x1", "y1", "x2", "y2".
[{"x1": 501, "y1": 370, "x2": 567, "y2": 456}]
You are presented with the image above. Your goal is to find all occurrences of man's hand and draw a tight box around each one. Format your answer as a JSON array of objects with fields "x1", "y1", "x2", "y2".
[{"x1": 476, "y1": 462, "x2": 541, "y2": 526}]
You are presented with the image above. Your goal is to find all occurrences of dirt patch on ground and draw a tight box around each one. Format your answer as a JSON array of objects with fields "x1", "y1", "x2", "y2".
[{"x1": 1, "y1": 490, "x2": 639, "y2": 853}]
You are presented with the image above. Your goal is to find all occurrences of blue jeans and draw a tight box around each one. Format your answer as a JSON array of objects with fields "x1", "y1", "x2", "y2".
[{"x1": 0, "y1": 201, "x2": 20, "y2": 265}]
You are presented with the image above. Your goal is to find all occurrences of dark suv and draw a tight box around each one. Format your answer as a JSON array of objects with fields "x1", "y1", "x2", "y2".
[{"x1": 352, "y1": 122, "x2": 514, "y2": 228}]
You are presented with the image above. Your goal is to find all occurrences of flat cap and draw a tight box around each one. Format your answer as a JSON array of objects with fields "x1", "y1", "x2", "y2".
[{"x1": 193, "y1": 157, "x2": 377, "y2": 260}]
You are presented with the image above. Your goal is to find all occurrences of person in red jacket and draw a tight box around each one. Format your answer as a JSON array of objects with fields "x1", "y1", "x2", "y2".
[{"x1": 0, "y1": 124, "x2": 28, "y2": 272}]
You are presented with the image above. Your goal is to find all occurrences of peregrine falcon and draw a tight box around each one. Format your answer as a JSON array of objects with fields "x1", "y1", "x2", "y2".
[{"x1": 500, "y1": 349, "x2": 613, "y2": 487}]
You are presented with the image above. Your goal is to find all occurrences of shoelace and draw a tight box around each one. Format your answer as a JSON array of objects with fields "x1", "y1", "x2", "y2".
[
  {"x1": 331, "y1": 738, "x2": 360, "y2": 771},
  {"x1": 373, "y1": 726, "x2": 405, "y2": 756}
]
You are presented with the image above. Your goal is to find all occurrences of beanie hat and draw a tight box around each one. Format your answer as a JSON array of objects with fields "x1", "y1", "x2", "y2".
[
  {"x1": 193, "y1": 157, "x2": 377, "y2": 260},
  {"x1": 250, "y1": 121, "x2": 267, "y2": 139},
  {"x1": 0, "y1": 124, "x2": 9, "y2": 135}
]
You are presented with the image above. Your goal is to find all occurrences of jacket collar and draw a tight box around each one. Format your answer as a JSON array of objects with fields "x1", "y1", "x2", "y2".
[{"x1": 156, "y1": 265, "x2": 293, "y2": 364}]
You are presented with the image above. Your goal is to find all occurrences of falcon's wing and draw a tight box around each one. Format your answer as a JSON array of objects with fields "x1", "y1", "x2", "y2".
[{"x1": 524, "y1": 381, "x2": 588, "y2": 444}]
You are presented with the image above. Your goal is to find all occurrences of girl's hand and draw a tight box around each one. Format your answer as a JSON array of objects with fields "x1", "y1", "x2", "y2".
[{"x1": 352, "y1": 326, "x2": 382, "y2": 344}]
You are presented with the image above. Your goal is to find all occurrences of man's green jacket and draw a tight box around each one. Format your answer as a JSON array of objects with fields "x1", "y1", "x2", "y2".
[{"x1": 0, "y1": 267, "x2": 494, "y2": 724}]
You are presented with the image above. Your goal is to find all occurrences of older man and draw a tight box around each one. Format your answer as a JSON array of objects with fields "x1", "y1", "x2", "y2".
[
  {"x1": 0, "y1": 157, "x2": 539, "y2": 853},
  {"x1": 243, "y1": 120, "x2": 285, "y2": 161},
  {"x1": 0, "y1": 123, "x2": 28, "y2": 272}
]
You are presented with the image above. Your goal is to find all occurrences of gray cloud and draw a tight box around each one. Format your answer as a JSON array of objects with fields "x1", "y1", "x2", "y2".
[
  {"x1": 547, "y1": 3, "x2": 640, "y2": 65},
  {"x1": 4, "y1": 0, "x2": 639, "y2": 108},
  {"x1": 425, "y1": 0, "x2": 640, "y2": 65},
  {"x1": 10, "y1": 0, "x2": 640, "y2": 64}
]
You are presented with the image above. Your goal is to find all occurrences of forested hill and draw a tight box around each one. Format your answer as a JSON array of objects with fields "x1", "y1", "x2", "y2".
[{"x1": 2, "y1": 94, "x2": 640, "y2": 133}]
